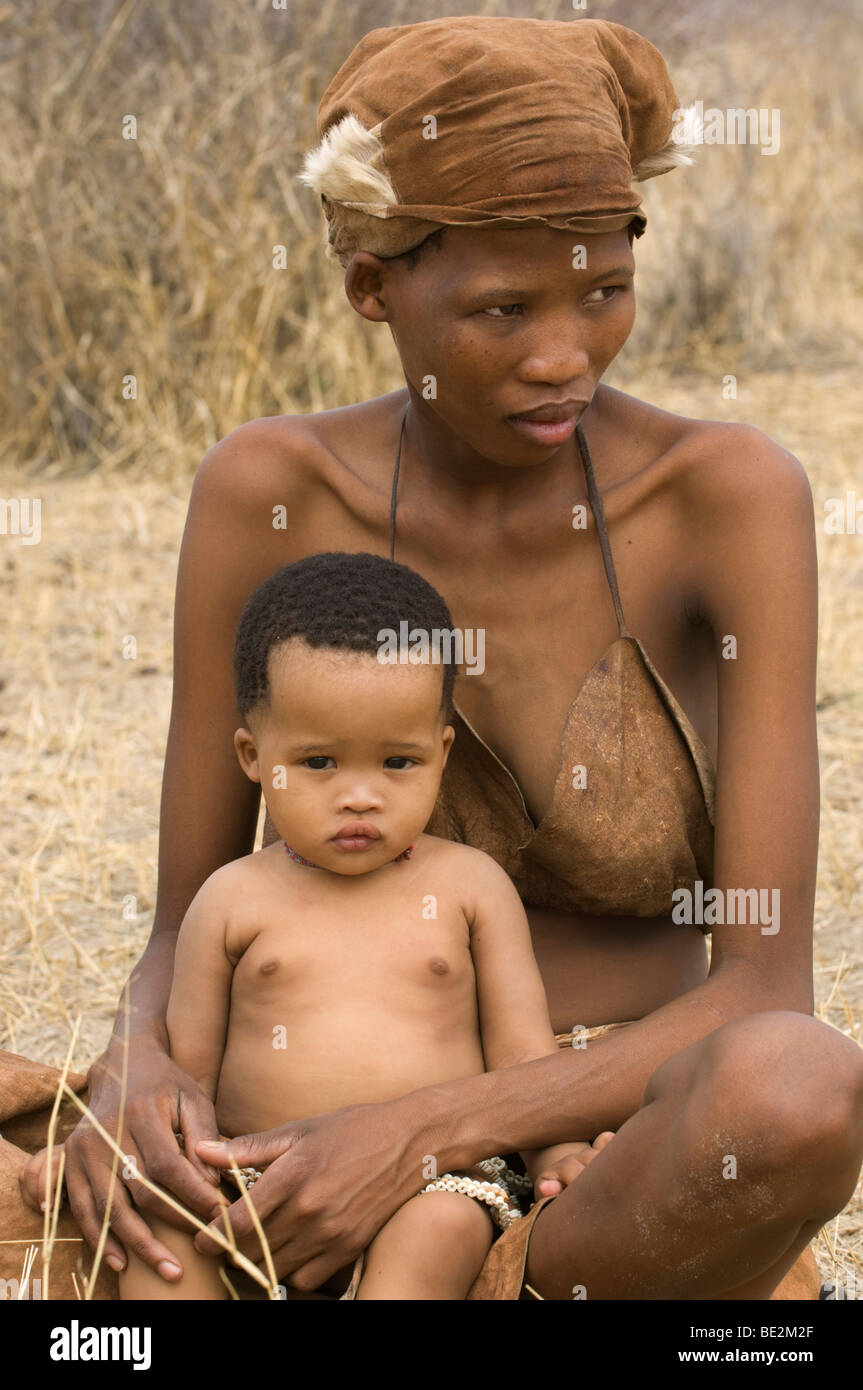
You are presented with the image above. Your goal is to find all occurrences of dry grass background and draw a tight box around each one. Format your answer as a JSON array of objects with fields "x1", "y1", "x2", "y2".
[{"x1": 1, "y1": 0, "x2": 861, "y2": 1294}]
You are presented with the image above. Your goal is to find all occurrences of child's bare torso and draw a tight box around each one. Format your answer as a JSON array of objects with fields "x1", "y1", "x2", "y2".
[{"x1": 215, "y1": 837, "x2": 486, "y2": 1136}]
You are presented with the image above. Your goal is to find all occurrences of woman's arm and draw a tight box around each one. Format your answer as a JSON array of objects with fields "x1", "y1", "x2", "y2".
[
  {"x1": 194, "y1": 425, "x2": 821, "y2": 1290},
  {"x1": 19, "y1": 421, "x2": 312, "y2": 1276},
  {"x1": 117, "y1": 881, "x2": 236, "y2": 1302}
]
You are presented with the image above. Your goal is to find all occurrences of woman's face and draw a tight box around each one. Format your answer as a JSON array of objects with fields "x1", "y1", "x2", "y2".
[{"x1": 346, "y1": 223, "x2": 636, "y2": 465}]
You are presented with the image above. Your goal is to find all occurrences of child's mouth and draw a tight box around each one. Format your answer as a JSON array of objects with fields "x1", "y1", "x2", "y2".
[{"x1": 331, "y1": 822, "x2": 381, "y2": 852}]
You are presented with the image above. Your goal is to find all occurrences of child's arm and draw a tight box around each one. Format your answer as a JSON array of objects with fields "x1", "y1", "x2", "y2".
[
  {"x1": 120, "y1": 869, "x2": 235, "y2": 1300},
  {"x1": 465, "y1": 850, "x2": 606, "y2": 1198},
  {"x1": 466, "y1": 850, "x2": 558, "y2": 1070},
  {"x1": 163, "y1": 866, "x2": 235, "y2": 1097}
]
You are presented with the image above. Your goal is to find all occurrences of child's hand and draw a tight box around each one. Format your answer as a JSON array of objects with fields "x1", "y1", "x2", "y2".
[{"x1": 527, "y1": 1132, "x2": 615, "y2": 1200}]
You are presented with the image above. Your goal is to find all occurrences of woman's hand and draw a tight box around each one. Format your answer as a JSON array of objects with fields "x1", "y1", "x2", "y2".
[
  {"x1": 19, "y1": 1034, "x2": 225, "y2": 1279},
  {"x1": 20, "y1": 1142, "x2": 67, "y2": 1211},
  {"x1": 529, "y1": 1132, "x2": 616, "y2": 1200},
  {"x1": 193, "y1": 1099, "x2": 427, "y2": 1291}
]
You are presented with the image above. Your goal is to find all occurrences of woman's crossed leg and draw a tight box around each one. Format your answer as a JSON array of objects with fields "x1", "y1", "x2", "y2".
[{"x1": 526, "y1": 1011, "x2": 863, "y2": 1300}]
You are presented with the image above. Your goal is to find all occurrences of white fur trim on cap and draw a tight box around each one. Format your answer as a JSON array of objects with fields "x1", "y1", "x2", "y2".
[
  {"x1": 297, "y1": 113, "x2": 397, "y2": 211},
  {"x1": 633, "y1": 102, "x2": 703, "y2": 180}
]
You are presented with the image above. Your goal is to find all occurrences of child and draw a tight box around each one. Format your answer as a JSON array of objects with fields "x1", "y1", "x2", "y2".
[{"x1": 124, "y1": 550, "x2": 587, "y2": 1298}]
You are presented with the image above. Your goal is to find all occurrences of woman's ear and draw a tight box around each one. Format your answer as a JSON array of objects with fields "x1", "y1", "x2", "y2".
[{"x1": 344, "y1": 251, "x2": 393, "y2": 322}]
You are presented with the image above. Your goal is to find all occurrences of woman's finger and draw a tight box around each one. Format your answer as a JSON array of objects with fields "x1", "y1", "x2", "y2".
[
  {"x1": 62, "y1": 1162, "x2": 128, "y2": 1274},
  {"x1": 100, "y1": 1199, "x2": 188, "y2": 1281},
  {"x1": 196, "y1": 1126, "x2": 298, "y2": 1172},
  {"x1": 177, "y1": 1092, "x2": 222, "y2": 1184},
  {"x1": 279, "y1": 1242, "x2": 364, "y2": 1292},
  {"x1": 193, "y1": 1151, "x2": 301, "y2": 1259},
  {"x1": 18, "y1": 1148, "x2": 44, "y2": 1210},
  {"x1": 73, "y1": 1164, "x2": 188, "y2": 1280},
  {"x1": 19, "y1": 1146, "x2": 63, "y2": 1212},
  {"x1": 65, "y1": 1164, "x2": 121, "y2": 1267},
  {"x1": 131, "y1": 1116, "x2": 225, "y2": 1224}
]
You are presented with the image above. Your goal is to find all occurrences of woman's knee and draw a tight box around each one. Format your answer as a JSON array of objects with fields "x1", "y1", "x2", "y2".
[
  {"x1": 668, "y1": 1011, "x2": 863, "y2": 1207},
  {"x1": 708, "y1": 1010, "x2": 860, "y2": 1119}
]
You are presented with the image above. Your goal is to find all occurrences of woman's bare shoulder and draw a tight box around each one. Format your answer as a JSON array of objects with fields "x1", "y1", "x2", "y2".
[
  {"x1": 667, "y1": 414, "x2": 812, "y2": 529},
  {"x1": 192, "y1": 392, "x2": 406, "y2": 508},
  {"x1": 597, "y1": 384, "x2": 810, "y2": 510},
  {"x1": 623, "y1": 395, "x2": 816, "y2": 627}
]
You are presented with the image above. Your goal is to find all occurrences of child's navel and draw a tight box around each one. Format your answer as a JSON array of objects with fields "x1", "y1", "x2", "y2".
[
  {"x1": 428, "y1": 957, "x2": 449, "y2": 976},
  {"x1": 260, "y1": 958, "x2": 279, "y2": 975}
]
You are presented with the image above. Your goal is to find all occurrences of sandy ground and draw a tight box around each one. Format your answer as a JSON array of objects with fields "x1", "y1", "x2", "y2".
[{"x1": 1, "y1": 365, "x2": 860, "y2": 1289}]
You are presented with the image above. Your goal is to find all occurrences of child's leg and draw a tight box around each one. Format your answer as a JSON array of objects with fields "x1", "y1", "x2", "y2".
[
  {"x1": 354, "y1": 1190, "x2": 495, "y2": 1300},
  {"x1": 119, "y1": 1216, "x2": 229, "y2": 1301}
]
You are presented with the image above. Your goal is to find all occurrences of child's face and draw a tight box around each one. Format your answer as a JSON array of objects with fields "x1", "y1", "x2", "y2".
[{"x1": 234, "y1": 637, "x2": 455, "y2": 875}]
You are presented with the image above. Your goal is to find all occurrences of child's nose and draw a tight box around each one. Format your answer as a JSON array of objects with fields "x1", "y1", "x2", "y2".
[{"x1": 338, "y1": 778, "x2": 384, "y2": 812}]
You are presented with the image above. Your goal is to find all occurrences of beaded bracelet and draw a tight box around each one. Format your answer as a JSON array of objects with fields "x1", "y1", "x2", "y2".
[
  {"x1": 475, "y1": 1155, "x2": 534, "y2": 1193},
  {"x1": 235, "y1": 1161, "x2": 523, "y2": 1232},
  {"x1": 234, "y1": 1165, "x2": 263, "y2": 1189},
  {"x1": 419, "y1": 1173, "x2": 523, "y2": 1230}
]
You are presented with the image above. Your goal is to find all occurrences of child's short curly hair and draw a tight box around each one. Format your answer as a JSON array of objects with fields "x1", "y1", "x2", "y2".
[{"x1": 234, "y1": 551, "x2": 457, "y2": 722}]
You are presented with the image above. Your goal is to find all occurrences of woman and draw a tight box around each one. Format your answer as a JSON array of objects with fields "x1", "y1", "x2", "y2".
[{"x1": 6, "y1": 14, "x2": 863, "y2": 1300}]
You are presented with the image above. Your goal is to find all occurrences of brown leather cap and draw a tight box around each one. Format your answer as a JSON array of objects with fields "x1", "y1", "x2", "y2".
[{"x1": 299, "y1": 16, "x2": 694, "y2": 266}]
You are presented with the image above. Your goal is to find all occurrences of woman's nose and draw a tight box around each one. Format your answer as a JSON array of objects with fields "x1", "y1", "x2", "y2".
[{"x1": 519, "y1": 317, "x2": 591, "y2": 381}]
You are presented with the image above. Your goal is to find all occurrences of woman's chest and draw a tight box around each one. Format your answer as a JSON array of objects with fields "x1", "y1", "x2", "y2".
[{"x1": 442, "y1": 560, "x2": 715, "y2": 829}]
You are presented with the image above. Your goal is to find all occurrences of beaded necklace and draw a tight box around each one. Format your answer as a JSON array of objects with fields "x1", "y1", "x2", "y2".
[{"x1": 282, "y1": 840, "x2": 413, "y2": 868}]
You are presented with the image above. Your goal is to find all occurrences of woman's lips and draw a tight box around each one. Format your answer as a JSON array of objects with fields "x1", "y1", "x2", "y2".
[{"x1": 506, "y1": 414, "x2": 579, "y2": 446}]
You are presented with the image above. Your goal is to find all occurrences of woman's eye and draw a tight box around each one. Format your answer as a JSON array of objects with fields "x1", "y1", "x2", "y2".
[
  {"x1": 583, "y1": 285, "x2": 621, "y2": 305},
  {"x1": 483, "y1": 303, "x2": 522, "y2": 318},
  {"x1": 303, "y1": 756, "x2": 334, "y2": 770},
  {"x1": 385, "y1": 756, "x2": 416, "y2": 769}
]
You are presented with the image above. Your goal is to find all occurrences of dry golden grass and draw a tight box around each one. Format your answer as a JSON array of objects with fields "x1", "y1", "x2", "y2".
[
  {"x1": 2, "y1": 0, "x2": 861, "y2": 478},
  {"x1": 2, "y1": 0, "x2": 861, "y2": 1298}
]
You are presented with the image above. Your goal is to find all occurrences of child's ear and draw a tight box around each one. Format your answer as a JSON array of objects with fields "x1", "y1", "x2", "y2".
[
  {"x1": 233, "y1": 727, "x2": 261, "y2": 782},
  {"x1": 440, "y1": 722, "x2": 455, "y2": 768}
]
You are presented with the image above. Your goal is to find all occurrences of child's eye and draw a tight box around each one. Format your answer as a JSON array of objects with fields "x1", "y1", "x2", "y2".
[
  {"x1": 385, "y1": 756, "x2": 416, "y2": 769},
  {"x1": 303, "y1": 756, "x2": 334, "y2": 770}
]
